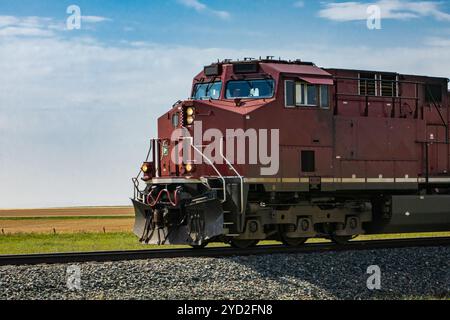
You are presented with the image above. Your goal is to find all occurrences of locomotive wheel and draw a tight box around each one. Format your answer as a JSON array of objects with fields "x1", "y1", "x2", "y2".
[
  {"x1": 190, "y1": 243, "x2": 208, "y2": 249},
  {"x1": 281, "y1": 236, "x2": 308, "y2": 247},
  {"x1": 330, "y1": 235, "x2": 357, "y2": 245},
  {"x1": 229, "y1": 239, "x2": 259, "y2": 249},
  {"x1": 278, "y1": 225, "x2": 308, "y2": 247}
]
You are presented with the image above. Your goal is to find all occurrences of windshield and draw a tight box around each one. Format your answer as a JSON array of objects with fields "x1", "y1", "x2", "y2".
[
  {"x1": 192, "y1": 81, "x2": 222, "y2": 100},
  {"x1": 226, "y1": 79, "x2": 275, "y2": 99}
]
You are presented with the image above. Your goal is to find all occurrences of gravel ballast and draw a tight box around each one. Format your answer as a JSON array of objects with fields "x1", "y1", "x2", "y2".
[{"x1": 0, "y1": 246, "x2": 449, "y2": 300}]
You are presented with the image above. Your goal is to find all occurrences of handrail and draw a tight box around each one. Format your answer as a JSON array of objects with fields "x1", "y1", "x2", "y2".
[
  {"x1": 219, "y1": 138, "x2": 245, "y2": 214},
  {"x1": 333, "y1": 76, "x2": 426, "y2": 86},
  {"x1": 134, "y1": 136, "x2": 244, "y2": 211},
  {"x1": 181, "y1": 137, "x2": 227, "y2": 203},
  {"x1": 425, "y1": 86, "x2": 448, "y2": 144},
  {"x1": 335, "y1": 92, "x2": 419, "y2": 100},
  {"x1": 333, "y1": 75, "x2": 423, "y2": 118},
  {"x1": 132, "y1": 139, "x2": 154, "y2": 204},
  {"x1": 153, "y1": 139, "x2": 160, "y2": 178},
  {"x1": 132, "y1": 177, "x2": 146, "y2": 203}
]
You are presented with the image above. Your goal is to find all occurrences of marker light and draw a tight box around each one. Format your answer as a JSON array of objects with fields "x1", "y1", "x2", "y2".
[
  {"x1": 141, "y1": 164, "x2": 149, "y2": 173},
  {"x1": 185, "y1": 163, "x2": 194, "y2": 173},
  {"x1": 186, "y1": 107, "x2": 195, "y2": 116},
  {"x1": 186, "y1": 116, "x2": 195, "y2": 125}
]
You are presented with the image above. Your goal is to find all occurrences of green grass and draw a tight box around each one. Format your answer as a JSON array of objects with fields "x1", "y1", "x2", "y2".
[
  {"x1": 0, "y1": 232, "x2": 148, "y2": 255},
  {"x1": 0, "y1": 231, "x2": 449, "y2": 255},
  {"x1": 0, "y1": 232, "x2": 233, "y2": 255},
  {"x1": 356, "y1": 232, "x2": 450, "y2": 241}
]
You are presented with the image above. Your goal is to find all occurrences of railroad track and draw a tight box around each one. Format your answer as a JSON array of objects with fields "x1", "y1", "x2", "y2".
[{"x1": 1, "y1": 237, "x2": 449, "y2": 266}]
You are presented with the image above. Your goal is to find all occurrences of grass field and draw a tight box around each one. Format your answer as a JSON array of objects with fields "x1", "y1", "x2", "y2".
[
  {"x1": 1, "y1": 231, "x2": 450, "y2": 255},
  {"x1": 0, "y1": 217, "x2": 135, "y2": 234},
  {"x1": 0, "y1": 206, "x2": 134, "y2": 234}
]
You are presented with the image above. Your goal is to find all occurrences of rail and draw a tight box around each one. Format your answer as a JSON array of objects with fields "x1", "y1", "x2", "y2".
[{"x1": 1, "y1": 237, "x2": 449, "y2": 266}]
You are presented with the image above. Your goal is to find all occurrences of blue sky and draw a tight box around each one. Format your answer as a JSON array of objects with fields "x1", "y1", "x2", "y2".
[
  {"x1": 1, "y1": 0, "x2": 449, "y2": 49},
  {"x1": 1, "y1": 0, "x2": 450, "y2": 208}
]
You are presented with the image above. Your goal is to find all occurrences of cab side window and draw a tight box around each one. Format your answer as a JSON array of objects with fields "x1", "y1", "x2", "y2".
[
  {"x1": 285, "y1": 80, "x2": 329, "y2": 109},
  {"x1": 425, "y1": 84, "x2": 443, "y2": 103},
  {"x1": 285, "y1": 81, "x2": 295, "y2": 106}
]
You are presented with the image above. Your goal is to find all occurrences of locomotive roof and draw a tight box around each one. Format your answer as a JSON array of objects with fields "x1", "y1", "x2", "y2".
[
  {"x1": 266, "y1": 63, "x2": 331, "y2": 77},
  {"x1": 213, "y1": 58, "x2": 316, "y2": 66},
  {"x1": 203, "y1": 58, "x2": 448, "y2": 83},
  {"x1": 326, "y1": 67, "x2": 449, "y2": 82},
  {"x1": 202, "y1": 58, "x2": 332, "y2": 79}
]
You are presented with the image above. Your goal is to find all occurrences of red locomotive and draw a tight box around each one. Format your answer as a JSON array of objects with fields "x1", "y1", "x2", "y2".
[{"x1": 132, "y1": 58, "x2": 450, "y2": 248}]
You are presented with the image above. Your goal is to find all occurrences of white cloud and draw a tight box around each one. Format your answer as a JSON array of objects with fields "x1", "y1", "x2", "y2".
[
  {"x1": 318, "y1": 0, "x2": 450, "y2": 22},
  {"x1": 425, "y1": 36, "x2": 450, "y2": 47},
  {"x1": 0, "y1": 15, "x2": 54, "y2": 28},
  {"x1": 178, "y1": 0, "x2": 231, "y2": 20},
  {"x1": 0, "y1": 16, "x2": 59, "y2": 37},
  {"x1": 81, "y1": 16, "x2": 111, "y2": 23},
  {"x1": 180, "y1": 0, "x2": 207, "y2": 11},
  {"x1": 0, "y1": 27, "x2": 54, "y2": 37},
  {"x1": 0, "y1": 15, "x2": 110, "y2": 38},
  {"x1": 0, "y1": 16, "x2": 19, "y2": 27}
]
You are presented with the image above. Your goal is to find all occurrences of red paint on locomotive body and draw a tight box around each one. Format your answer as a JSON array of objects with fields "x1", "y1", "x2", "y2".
[{"x1": 156, "y1": 59, "x2": 450, "y2": 188}]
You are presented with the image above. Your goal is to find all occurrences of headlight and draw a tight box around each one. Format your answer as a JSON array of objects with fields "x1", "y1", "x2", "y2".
[
  {"x1": 186, "y1": 107, "x2": 195, "y2": 116},
  {"x1": 185, "y1": 163, "x2": 194, "y2": 173},
  {"x1": 186, "y1": 116, "x2": 195, "y2": 125},
  {"x1": 184, "y1": 107, "x2": 195, "y2": 125},
  {"x1": 141, "y1": 164, "x2": 149, "y2": 173}
]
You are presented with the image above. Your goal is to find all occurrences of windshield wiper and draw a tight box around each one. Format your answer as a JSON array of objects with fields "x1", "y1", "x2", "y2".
[
  {"x1": 193, "y1": 77, "x2": 219, "y2": 100},
  {"x1": 192, "y1": 77, "x2": 209, "y2": 99},
  {"x1": 242, "y1": 79, "x2": 254, "y2": 90},
  {"x1": 192, "y1": 83, "x2": 201, "y2": 99},
  {"x1": 204, "y1": 77, "x2": 218, "y2": 98}
]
